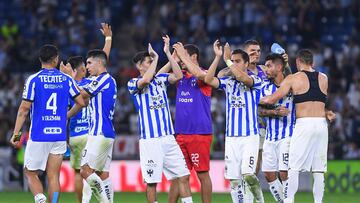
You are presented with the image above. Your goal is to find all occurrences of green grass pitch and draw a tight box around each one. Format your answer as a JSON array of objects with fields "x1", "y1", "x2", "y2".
[{"x1": 0, "y1": 192, "x2": 359, "y2": 203}]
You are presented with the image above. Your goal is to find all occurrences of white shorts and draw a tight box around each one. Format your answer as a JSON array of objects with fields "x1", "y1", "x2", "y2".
[
  {"x1": 81, "y1": 135, "x2": 114, "y2": 172},
  {"x1": 262, "y1": 137, "x2": 290, "y2": 172},
  {"x1": 224, "y1": 135, "x2": 259, "y2": 179},
  {"x1": 24, "y1": 140, "x2": 66, "y2": 171},
  {"x1": 69, "y1": 135, "x2": 88, "y2": 170},
  {"x1": 289, "y1": 118, "x2": 328, "y2": 172},
  {"x1": 259, "y1": 128, "x2": 266, "y2": 150},
  {"x1": 139, "y1": 135, "x2": 189, "y2": 184}
]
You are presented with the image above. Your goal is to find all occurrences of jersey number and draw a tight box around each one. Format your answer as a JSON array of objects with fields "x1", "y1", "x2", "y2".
[{"x1": 46, "y1": 93, "x2": 58, "y2": 115}]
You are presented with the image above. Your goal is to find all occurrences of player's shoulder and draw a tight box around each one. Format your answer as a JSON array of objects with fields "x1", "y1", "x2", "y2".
[{"x1": 318, "y1": 71, "x2": 328, "y2": 80}]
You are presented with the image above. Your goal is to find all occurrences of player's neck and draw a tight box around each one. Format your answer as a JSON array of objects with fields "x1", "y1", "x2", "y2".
[
  {"x1": 74, "y1": 74, "x2": 83, "y2": 81},
  {"x1": 41, "y1": 64, "x2": 56, "y2": 70},
  {"x1": 274, "y1": 74, "x2": 284, "y2": 86},
  {"x1": 248, "y1": 63, "x2": 257, "y2": 73},
  {"x1": 298, "y1": 65, "x2": 313, "y2": 72}
]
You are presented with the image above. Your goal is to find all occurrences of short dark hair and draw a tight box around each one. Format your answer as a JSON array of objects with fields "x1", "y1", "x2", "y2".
[
  {"x1": 243, "y1": 39, "x2": 260, "y2": 49},
  {"x1": 184, "y1": 44, "x2": 200, "y2": 60},
  {"x1": 67, "y1": 56, "x2": 84, "y2": 70},
  {"x1": 87, "y1": 49, "x2": 107, "y2": 66},
  {"x1": 39, "y1": 44, "x2": 59, "y2": 63},
  {"x1": 265, "y1": 53, "x2": 285, "y2": 70},
  {"x1": 232, "y1": 49, "x2": 250, "y2": 63},
  {"x1": 132, "y1": 51, "x2": 150, "y2": 64},
  {"x1": 296, "y1": 49, "x2": 313, "y2": 65}
]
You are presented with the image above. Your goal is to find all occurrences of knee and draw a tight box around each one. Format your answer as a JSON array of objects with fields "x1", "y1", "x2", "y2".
[
  {"x1": 196, "y1": 171, "x2": 210, "y2": 181},
  {"x1": 147, "y1": 183, "x2": 157, "y2": 188},
  {"x1": 279, "y1": 171, "x2": 288, "y2": 181},
  {"x1": 24, "y1": 168, "x2": 37, "y2": 179},
  {"x1": 230, "y1": 179, "x2": 241, "y2": 190},
  {"x1": 98, "y1": 171, "x2": 109, "y2": 180},
  {"x1": 80, "y1": 165, "x2": 92, "y2": 179},
  {"x1": 264, "y1": 172, "x2": 277, "y2": 182},
  {"x1": 178, "y1": 175, "x2": 190, "y2": 184}
]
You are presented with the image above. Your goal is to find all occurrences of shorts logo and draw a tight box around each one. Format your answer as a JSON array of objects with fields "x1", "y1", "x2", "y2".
[
  {"x1": 146, "y1": 160, "x2": 157, "y2": 168},
  {"x1": 191, "y1": 153, "x2": 199, "y2": 167},
  {"x1": 147, "y1": 169, "x2": 154, "y2": 177}
]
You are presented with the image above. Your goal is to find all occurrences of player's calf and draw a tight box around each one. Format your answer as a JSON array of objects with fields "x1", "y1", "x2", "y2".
[{"x1": 178, "y1": 175, "x2": 193, "y2": 203}]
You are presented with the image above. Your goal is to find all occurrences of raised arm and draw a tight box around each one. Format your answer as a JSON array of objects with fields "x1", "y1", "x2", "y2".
[
  {"x1": 101, "y1": 23, "x2": 112, "y2": 59},
  {"x1": 157, "y1": 51, "x2": 180, "y2": 74},
  {"x1": 163, "y1": 35, "x2": 182, "y2": 84},
  {"x1": 217, "y1": 42, "x2": 233, "y2": 78},
  {"x1": 282, "y1": 53, "x2": 292, "y2": 76},
  {"x1": 174, "y1": 42, "x2": 206, "y2": 80},
  {"x1": 204, "y1": 40, "x2": 222, "y2": 88},
  {"x1": 229, "y1": 64, "x2": 254, "y2": 88},
  {"x1": 137, "y1": 43, "x2": 159, "y2": 89},
  {"x1": 260, "y1": 75, "x2": 293, "y2": 105}
]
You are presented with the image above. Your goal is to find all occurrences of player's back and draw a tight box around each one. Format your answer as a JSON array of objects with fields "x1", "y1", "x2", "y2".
[{"x1": 23, "y1": 68, "x2": 80, "y2": 142}]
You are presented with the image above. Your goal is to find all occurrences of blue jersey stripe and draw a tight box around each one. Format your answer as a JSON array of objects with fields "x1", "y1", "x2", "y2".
[
  {"x1": 93, "y1": 94, "x2": 99, "y2": 136},
  {"x1": 162, "y1": 90, "x2": 172, "y2": 136},
  {"x1": 138, "y1": 94, "x2": 146, "y2": 139},
  {"x1": 244, "y1": 90, "x2": 250, "y2": 136},
  {"x1": 226, "y1": 92, "x2": 230, "y2": 136},
  {"x1": 144, "y1": 93, "x2": 154, "y2": 138},
  {"x1": 250, "y1": 90, "x2": 258, "y2": 135}
]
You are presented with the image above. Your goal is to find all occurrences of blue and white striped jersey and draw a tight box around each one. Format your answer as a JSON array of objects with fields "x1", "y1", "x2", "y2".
[
  {"x1": 218, "y1": 72, "x2": 262, "y2": 137},
  {"x1": 260, "y1": 81, "x2": 295, "y2": 142},
  {"x1": 69, "y1": 78, "x2": 91, "y2": 137},
  {"x1": 128, "y1": 73, "x2": 175, "y2": 139},
  {"x1": 22, "y1": 68, "x2": 80, "y2": 142},
  {"x1": 84, "y1": 72, "x2": 117, "y2": 139}
]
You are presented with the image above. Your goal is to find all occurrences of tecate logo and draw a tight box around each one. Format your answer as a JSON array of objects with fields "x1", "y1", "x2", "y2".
[{"x1": 43, "y1": 127, "x2": 62, "y2": 134}]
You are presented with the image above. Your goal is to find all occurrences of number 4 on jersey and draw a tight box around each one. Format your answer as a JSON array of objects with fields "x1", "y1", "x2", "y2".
[{"x1": 46, "y1": 93, "x2": 57, "y2": 115}]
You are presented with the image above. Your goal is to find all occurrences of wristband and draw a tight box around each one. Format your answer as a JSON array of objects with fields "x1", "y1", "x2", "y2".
[
  {"x1": 226, "y1": 59, "x2": 233, "y2": 67},
  {"x1": 105, "y1": 36, "x2": 112, "y2": 41},
  {"x1": 13, "y1": 131, "x2": 22, "y2": 142}
]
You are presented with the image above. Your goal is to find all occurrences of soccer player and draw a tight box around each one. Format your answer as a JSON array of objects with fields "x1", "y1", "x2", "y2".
[
  {"x1": 158, "y1": 42, "x2": 213, "y2": 203},
  {"x1": 260, "y1": 49, "x2": 336, "y2": 203},
  {"x1": 69, "y1": 49, "x2": 117, "y2": 203},
  {"x1": 63, "y1": 56, "x2": 93, "y2": 203},
  {"x1": 128, "y1": 37, "x2": 193, "y2": 203},
  {"x1": 63, "y1": 22, "x2": 113, "y2": 203},
  {"x1": 221, "y1": 40, "x2": 291, "y2": 202},
  {"x1": 9, "y1": 44, "x2": 85, "y2": 203},
  {"x1": 258, "y1": 54, "x2": 295, "y2": 202},
  {"x1": 204, "y1": 40, "x2": 264, "y2": 203}
]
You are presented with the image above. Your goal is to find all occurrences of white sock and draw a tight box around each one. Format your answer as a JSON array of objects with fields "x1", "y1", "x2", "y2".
[
  {"x1": 230, "y1": 179, "x2": 244, "y2": 203},
  {"x1": 284, "y1": 170, "x2": 299, "y2": 203},
  {"x1": 313, "y1": 173, "x2": 325, "y2": 203},
  {"x1": 181, "y1": 196, "x2": 193, "y2": 203},
  {"x1": 86, "y1": 173, "x2": 109, "y2": 203},
  {"x1": 82, "y1": 180, "x2": 92, "y2": 203},
  {"x1": 243, "y1": 180, "x2": 254, "y2": 203},
  {"x1": 269, "y1": 179, "x2": 284, "y2": 202},
  {"x1": 34, "y1": 193, "x2": 46, "y2": 203},
  {"x1": 103, "y1": 178, "x2": 114, "y2": 203}
]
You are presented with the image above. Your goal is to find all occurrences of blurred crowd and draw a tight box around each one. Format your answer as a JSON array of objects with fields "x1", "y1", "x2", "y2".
[{"x1": 0, "y1": 0, "x2": 359, "y2": 160}]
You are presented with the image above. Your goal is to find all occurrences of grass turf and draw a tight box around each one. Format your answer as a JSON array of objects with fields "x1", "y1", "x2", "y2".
[{"x1": 0, "y1": 192, "x2": 359, "y2": 203}]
